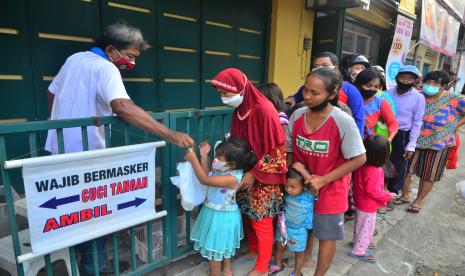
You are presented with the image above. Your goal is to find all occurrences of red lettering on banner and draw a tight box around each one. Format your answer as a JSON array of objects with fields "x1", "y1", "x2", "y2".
[
  {"x1": 101, "y1": 204, "x2": 112, "y2": 215},
  {"x1": 94, "y1": 205, "x2": 100, "y2": 217},
  {"x1": 43, "y1": 218, "x2": 60, "y2": 233},
  {"x1": 42, "y1": 204, "x2": 112, "y2": 233},
  {"x1": 80, "y1": 209, "x2": 93, "y2": 221},
  {"x1": 60, "y1": 212, "x2": 79, "y2": 227},
  {"x1": 110, "y1": 176, "x2": 148, "y2": 196},
  {"x1": 81, "y1": 185, "x2": 108, "y2": 202}
]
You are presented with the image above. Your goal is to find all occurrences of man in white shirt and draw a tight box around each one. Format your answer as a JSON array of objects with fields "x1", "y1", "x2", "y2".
[{"x1": 46, "y1": 22, "x2": 194, "y2": 275}]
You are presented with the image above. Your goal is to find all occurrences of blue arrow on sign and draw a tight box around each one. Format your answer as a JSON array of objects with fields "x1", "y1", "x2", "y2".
[
  {"x1": 117, "y1": 197, "x2": 146, "y2": 210},
  {"x1": 40, "y1": 195, "x2": 80, "y2": 209}
]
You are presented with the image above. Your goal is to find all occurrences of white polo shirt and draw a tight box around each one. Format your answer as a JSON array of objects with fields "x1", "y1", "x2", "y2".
[{"x1": 45, "y1": 51, "x2": 130, "y2": 154}]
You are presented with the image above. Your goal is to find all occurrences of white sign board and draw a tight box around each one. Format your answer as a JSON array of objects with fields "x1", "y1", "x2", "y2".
[
  {"x1": 386, "y1": 15, "x2": 414, "y2": 89},
  {"x1": 18, "y1": 143, "x2": 162, "y2": 257}
]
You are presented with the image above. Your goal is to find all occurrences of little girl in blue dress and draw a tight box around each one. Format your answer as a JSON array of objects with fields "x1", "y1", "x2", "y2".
[{"x1": 184, "y1": 137, "x2": 257, "y2": 276}]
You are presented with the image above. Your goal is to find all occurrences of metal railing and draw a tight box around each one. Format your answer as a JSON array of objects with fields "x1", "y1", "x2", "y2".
[{"x1": 0, "y1": 108, "x2": 233, "y2": 276}]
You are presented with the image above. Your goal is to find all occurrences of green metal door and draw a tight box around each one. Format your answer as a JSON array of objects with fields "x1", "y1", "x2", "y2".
[
  {"x1": 0, "y1": 0, "x2": 270, "y2": 270},
  {"x1": 157, "y1": 0, "x2": 201, "y2": 111},
  {"x1": 0, "y1": 0, "x2": 36, "y2": 122},
  {"x1": 312, "y1": 9, "x2": 346, "y2": 59},
  {"x1": 201, "y1": 0, "x2": 269, "y2": 109},
  {"x1": 101, "y1": 0, "x2": 158, "y2": 112},
  {"x1": 27, "y1": 0, "x2": 101, "y2": 120}
]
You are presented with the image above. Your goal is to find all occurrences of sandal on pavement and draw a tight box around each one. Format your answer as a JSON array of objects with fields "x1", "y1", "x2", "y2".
[
  {"x1": 348, "y1": 251, "x2": 377, "y2": 263},
  {"x1": 290, "y1": 273, "x2": 303, "y2": 276},
  {"x1": 386, "y1": 201, "x2": 395, "y2": 211},
  {"x1": 269, "y1": 264, "x2": 285, "y2": 275},
  {"x1": 377, "y1": 207, "x2": 387, "y2": 214},
  {"x1": 407, "y1": 205, "x2": 422, "y2": 214},
  {"x1": 348, "y1": 241, "x2": 376, "y2": 249},
  {"x1": 393, "y1": 197, "x2": 411, "y2": 205},
  {"x1": 344, "y1": 214, "x2": 355, "y2": 222}
]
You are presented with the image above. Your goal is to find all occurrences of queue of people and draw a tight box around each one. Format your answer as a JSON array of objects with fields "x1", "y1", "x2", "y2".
[
  {"x1": 47, "y1": 21, "x2": 464, "y2": 276},
  {"x1": 183, "y1": 54, "x2": 465, "y2": 276}
]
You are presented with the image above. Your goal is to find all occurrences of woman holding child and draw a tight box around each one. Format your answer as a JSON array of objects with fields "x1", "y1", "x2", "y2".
[
  {"x1": 286, "y1": 67, "x2": 366, "y2": 275},
  {"x1": 211, "y1": 68, "x2": 287, "y2": 276}
]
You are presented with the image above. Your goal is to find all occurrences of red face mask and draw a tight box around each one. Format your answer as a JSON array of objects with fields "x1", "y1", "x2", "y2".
[{"x1": 112, "y1": 49, "x2": 136, "y2": 71}]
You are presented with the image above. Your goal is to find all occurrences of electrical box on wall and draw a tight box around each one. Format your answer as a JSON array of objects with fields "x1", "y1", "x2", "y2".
[
  {"x1": 303, "y1": 37, "x2": 312, "y2": 50},
  {"x1": 361, "y1": 0, "x2": 370, "y2": 10}
]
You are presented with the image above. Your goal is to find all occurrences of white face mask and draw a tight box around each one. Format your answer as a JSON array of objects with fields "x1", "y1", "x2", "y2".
[
  {"x1": 221, "y1": 94, "x2": 244, "y2": 108},
  {"x1": 212, "y1": 158, "x2": 230, "y2": 172}
]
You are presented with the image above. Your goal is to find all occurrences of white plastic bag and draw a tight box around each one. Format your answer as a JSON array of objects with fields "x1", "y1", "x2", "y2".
[
  {"x1": 170, "y1": 162, "x2": 207, "y2": 211},
  {"x1": 456, "y1": 180, "x2": 465, "y2": 200}
]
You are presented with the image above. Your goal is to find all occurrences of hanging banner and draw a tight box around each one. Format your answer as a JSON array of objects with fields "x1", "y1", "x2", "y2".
[
  {"x1": 17, "y1": 142, "x2": 164, "y2": 258},
  {"x1": 420, "y1": 0, "x2": 461, "y2": 57},
  {"x1": 386, "y1": 15, "x2": 414, "y2": 89},
  {"x1": 442, "y1": 0, "x2": 465, "y2": 23}
]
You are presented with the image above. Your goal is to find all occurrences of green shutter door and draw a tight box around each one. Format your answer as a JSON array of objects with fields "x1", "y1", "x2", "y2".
[
  {"x1": 1, "y1": 0, "x2": 269, "y2": 115},
  {"x1": 157, "y1": 0, "x2": 200, "y2": 111},
  {"x1": 200, "y1": 0, "x2": 269, "y2": 109},
  {"x1": 201, "y1": 0, "x2": 236, "y2": 108},
  {"x1": 27, "y1": 0, "x2": 100, "y2": 120},
  {"x1": 101, "y1": 0, "x2": 158, "y2": 112},
  {"x1": 0, "y1": 0, "x2": 36, "y2": 121},
  {"x1": 234, "y1": 0, "x2": 267, "y2": 85}
]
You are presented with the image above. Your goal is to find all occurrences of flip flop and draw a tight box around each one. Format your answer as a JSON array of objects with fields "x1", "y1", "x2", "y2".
[
  {"x1": 393, "y1": 197, "x2": 411, "y2": 205},
  {"x1": 348, "y1": 241, "x2": 376, "y2": 249},
  {"x1": 344, "y1": 214, "x2": 355, "y2": 222},
  {"x1": 386, "y1": 201, "x2": 395, "y2": 211},
  {"x1": 269, "y1": 264, "x2": 285, "y2": 275},
  {"x1": 348, "y1": 251, "x2": 377, "y2": 263},
  {"x1": 407, "y1": 205, "x2": 422, "y2": 214},
  {"x1": 377, "y1": 207, "x2": 387, "y2": 214}
]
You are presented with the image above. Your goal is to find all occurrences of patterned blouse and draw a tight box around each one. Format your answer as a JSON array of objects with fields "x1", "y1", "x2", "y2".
[{"x1": 417, "y1": 92, "x2": 465, "y2": 150}]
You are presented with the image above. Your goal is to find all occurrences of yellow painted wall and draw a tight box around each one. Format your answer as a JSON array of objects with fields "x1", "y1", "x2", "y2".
[
  {"x1": 268, "y1": 0, "x2": 314, "y2": 97},
  {"x1": 399, "y1": 0, "x2": 417, "y2": 17},
  {"x1": 346, "y1": 4, "x2": 393, "y2": 30}
]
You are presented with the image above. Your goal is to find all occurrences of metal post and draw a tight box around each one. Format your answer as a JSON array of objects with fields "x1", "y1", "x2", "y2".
[
  {"x1": 335, "y1": 8, "x2": 346, "y2": 58},
  {"x1": 413, "y1": 41, "x2": 420, "y2": 67}
]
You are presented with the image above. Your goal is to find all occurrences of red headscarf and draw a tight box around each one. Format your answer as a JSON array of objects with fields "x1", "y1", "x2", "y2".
[{"x1": 211, "y1": 68, "x2": 285, "y2": 184}]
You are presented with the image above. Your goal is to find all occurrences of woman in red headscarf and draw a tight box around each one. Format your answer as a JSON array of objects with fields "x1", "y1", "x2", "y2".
[{"x1": 211, "y1": 68, "x2": 287, "y2": 276}]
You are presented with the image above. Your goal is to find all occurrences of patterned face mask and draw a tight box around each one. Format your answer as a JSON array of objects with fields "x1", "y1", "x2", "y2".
[
  {"x1": 112, "y1": 49, "x2": 136, "y2": 71},
  {"x1": 212, "y1": 158, "x2": 230, "y2": 171}
]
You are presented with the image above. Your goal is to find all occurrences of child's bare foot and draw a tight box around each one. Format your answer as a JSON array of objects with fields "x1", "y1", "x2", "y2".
[
  {"x1": 303, "y1": 258, "x2": 313, "y2": 267},
  {"x1": 223, "y1": 270, "x2": 233, "y2": 276},
  {"x1": 247, "y1": 268, "x2": 268, "y2": 276},
  {"x1": 242, "y1": 252, "x2": 257, "y2": 260}
]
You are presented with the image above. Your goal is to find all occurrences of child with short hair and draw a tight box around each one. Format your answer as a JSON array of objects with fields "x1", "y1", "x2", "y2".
[
  {"x1": 349, "y1": 135, "x2": 395, "y2": 263},
  {"x1": 184, "y1": 137, "x2": 257, "y2": 276},
  {"x1": 269, "y1": 166, "x2": 316, "y2": 276}
]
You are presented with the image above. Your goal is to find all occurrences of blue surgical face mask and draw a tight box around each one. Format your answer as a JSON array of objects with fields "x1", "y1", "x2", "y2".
[{"x1": 422, "y1": 84, "x2": 441, "y2": 96}]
